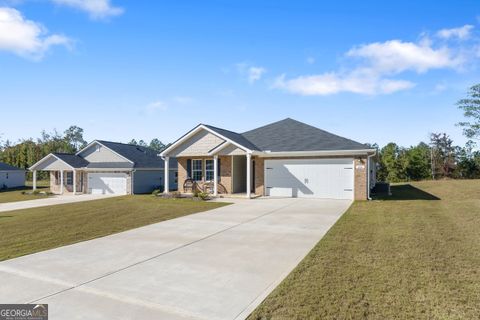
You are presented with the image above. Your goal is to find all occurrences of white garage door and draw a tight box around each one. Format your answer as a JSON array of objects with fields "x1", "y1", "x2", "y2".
[
  {"x1": 88, "y1": 173, "x2": 127, "y2": 195},
  {"x1": 265, "y1": 158, "x2": 354, "y2": 200}
]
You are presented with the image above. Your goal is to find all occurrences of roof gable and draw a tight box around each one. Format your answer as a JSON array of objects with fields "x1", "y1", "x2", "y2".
[
  {"x1": 203, "y1": 125, "x2": 259, "y2": 151},
  {"x1": 95, "y1": 140, "x2": 166, "y2": 169}
]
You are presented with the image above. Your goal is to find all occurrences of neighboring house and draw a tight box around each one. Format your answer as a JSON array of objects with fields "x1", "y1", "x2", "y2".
[
  {"x1": 29, "y1": 140, "x2": 178, "y2": 195},
  {"x1": 0, "y1": 162, "x2": 26, "y2": 189},
  {"x1": 161, "y1": 118, "x2": 376, "y2": 200}
]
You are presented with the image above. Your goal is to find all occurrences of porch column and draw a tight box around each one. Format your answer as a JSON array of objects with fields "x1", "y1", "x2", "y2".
[
  {"x1": 73, "y1": 170, "x2": 77, "y2": 195},
  {"x1": 246, "y1": 153, "x2": 251, "y2": 199},
  {"x1": 60, "y1": 170, "x2": 64, "y2": 194},
  {"x1": 32, "y1": 170, "x2": 37, "y2": 191},
  {"x1": 164, "y1": 157, "x2": 170, "y2": 194},
  {"x1": 213, "y1": 155, "x2": 218, "y2": 196}
]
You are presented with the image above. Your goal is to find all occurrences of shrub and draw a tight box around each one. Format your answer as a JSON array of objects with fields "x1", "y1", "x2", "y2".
[{"x1": 197, "y1": 192, "x2": 210, "y2": 201}]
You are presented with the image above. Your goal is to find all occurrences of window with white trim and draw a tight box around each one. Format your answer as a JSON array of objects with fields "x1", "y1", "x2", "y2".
[
  {"x1": 66, "y1": 172, "x2": 73, "y2": 185},
  {"x1": 205, "y1": 159, "x2": 214, "y2": 181},
  {"x1": 192, "y1": 159, "x2": 203, "y2": 181}
]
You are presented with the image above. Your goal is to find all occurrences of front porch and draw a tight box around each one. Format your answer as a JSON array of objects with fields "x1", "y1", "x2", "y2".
[
  {"x1": 47, "y1": 170, "x2": 85, "y2": 195},
  {"x1": 29, "y1": 153, "x2": 88, "y2": 195},
  {"x1": 32, "y1": 170, "x2": 85, "y2": 195},
  {"x1": 169, "y1": 154, "x2": 260, "y2": 199}
]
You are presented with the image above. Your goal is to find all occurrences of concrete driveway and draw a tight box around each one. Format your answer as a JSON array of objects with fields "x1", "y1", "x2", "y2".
[
  {"x1": 0, "y1": 194, "x2": 120, "y2": 213},
  {"x1": 0, "y1": 197, "x2": 351, "y2": 320}
]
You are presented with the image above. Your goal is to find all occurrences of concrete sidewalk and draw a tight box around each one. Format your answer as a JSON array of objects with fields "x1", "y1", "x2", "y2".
[
  {"x1": 0, "y1": 194, "x2": 120, "y2": 213},
  {"x1": 0, "y1": 197, "x2": 351, "y2": 320}
]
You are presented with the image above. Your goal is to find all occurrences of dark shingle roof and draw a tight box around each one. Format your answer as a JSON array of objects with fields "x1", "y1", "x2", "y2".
[
  {"x1": 203, "y1": 124, "x2": 260, "y2": 151},
  {"x1": 0, "y1": 162, "x2": 24, "y2": 171},
  {"x1": 53, "y1": 153, "x2": 90, "y2": 168},
  {"x1": 241, "y1": 118, "x2": 369, "y2": 152},
  {"x1": 96, "y1": 140, "x2": 176, "y2": 169}
]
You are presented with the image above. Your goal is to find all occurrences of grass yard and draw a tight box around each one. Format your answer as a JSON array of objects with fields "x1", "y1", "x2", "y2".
[
  {"x1": 0, "y1": 196, "x2": 228, "y2": 261},
  {"x1": 0, "y1": 186, "x2": 50, "y2": 204},
  {"x1": 248, "y1": 180, "x2": 480, "y2": 320}
]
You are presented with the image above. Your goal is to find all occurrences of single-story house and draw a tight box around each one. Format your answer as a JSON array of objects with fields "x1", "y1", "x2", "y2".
[
  {"x1": 30, "y1": 140, "x2": 178, "y2": 195},
  {"x1": 161, "y1": 118, "x2": 376, "y2": 200},
  {"x1": 0, "y1": 162, "x2": 26, "y2": 189}
]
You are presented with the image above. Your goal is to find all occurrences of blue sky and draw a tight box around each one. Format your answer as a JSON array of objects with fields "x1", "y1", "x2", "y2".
[{"x1": 0, "y1": 0, "x2": 479, "y2": 148}]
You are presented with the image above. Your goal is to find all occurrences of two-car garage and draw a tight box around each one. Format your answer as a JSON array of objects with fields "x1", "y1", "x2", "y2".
[{"x1": 264, "y1": 158, "x2": 355, "y2": 200}]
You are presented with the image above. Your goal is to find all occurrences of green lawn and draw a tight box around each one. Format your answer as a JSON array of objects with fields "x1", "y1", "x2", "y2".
[
  {"x1": 0, "y1": 196, "x2": 228, "y2": 261},
  {"x1": 0, "y1": 186, "x2": 51, "y2": 204},
  {"x1": 248, "y1": 180, "x2": 480, "y2": 320}
]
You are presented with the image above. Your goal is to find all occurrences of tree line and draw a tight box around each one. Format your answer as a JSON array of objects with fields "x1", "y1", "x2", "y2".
[
  {"x1": 1, "y1": 83, "x2": 480, "y2": 183},
  {"x1": 0, "y1": 127, "x2": 168, "y2": 180},
  {"x1": 375, "y1": 84, "x2": 480, "y2": 182}
]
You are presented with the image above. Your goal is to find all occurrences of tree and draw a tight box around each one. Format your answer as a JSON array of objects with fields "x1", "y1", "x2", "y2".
[
  {"x1": 149, "y1": 138, "x2": 166, "y2": 152},
  {"x1": 457, "y1": 84, "x2": 480, "y2": 139},
  {"x1": 377, "y1": 143, "x2": 406, "y2": 182},
  {"x1": 64, "y1": 126, "x2": 87, "y2": 152},
  {"x1": 137, "y1": 140, "x2": 148, "y2": 147},
  {"x1": 404, "y1": 142, "x2": 431, "y2": 181},
  {"x1": 430, "y1": 133, "x2": 456, "y2": 178},
  {"x1": 454, "y1": 140, "x2": 480, "y2": 179}
]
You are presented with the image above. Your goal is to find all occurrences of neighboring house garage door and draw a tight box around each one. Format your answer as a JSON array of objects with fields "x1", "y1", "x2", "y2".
[
  {"x1": 265, "y1": 158, "x2": 354, "y2": 200},
  {"x1": 88, "y1": 173, "x2": 128, "y2": 195}
]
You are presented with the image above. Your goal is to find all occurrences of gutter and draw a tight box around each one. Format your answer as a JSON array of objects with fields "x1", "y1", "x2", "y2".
[{"x1": 256, "y1": 149, "x2": 377, "y2": 157}]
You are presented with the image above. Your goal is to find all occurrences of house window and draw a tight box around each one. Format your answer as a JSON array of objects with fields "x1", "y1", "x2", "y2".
[
  {"x1": 205, "y1": 159, "x2": 214, "y2": 181},
  {"x1": 192, "y1": 159, "x2": 203, "y2": 181},
  {"x1": 66, "y1": 172, "x2": 73, "y2": 185},
  {"x1": 175, "y1": 171, "x2": 178, "y2": 184}
]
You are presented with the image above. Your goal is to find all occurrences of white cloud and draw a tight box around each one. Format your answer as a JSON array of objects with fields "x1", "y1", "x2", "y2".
[
  {"x1": 306, "y1": 56, "x2": 315, "y2": 64},
  {"x1": 273, "y1": 71, "x2": 414, "y2": 96},
  {"x1": 247, "y1": 66, "x2": 266, "y2": 83},
  {"x1": 50, "y1": 0, "x2": 124, "y2": 19},
  {"x1": 145, "y1": 101, "x2": 167, "y2": 114},
  {"x1": 437, "y1": 25, "x2": 474, "y2": 40},
  {"x1": 274, "y1": 27, "x2": 473, "y2": 96},
  {"x1": 0, "y1": 7, "x2": 71, "y2": 60},
  {"x1": 236, "y1": 63, "x2": 266, "y2": 83},
  {"x1": 347, "y1": 39, "x2": 462, "y2": 74}
]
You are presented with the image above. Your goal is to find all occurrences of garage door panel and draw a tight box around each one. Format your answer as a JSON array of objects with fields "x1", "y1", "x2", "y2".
[
  {"x1": 265, "y1": 159, "x2": 354, "y2": 200},
  {"x1": 88, "y1": 173, "x2": 127, "y2": 195}
]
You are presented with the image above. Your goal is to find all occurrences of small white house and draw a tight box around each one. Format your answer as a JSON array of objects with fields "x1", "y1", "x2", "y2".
[{"x1": 0, "y1": 162, "x2": 26, "y2": 189}]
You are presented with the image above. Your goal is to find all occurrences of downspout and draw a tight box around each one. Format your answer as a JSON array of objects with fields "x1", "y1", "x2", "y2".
[
  {"x1": 131, "y1": 169, "x2": 136, "y2": 195},
  {"x1": 367, "y1": 151, "x2": 376, "y2": 200}
]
